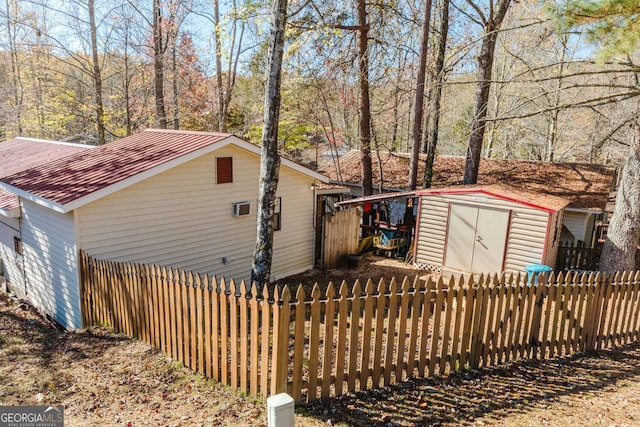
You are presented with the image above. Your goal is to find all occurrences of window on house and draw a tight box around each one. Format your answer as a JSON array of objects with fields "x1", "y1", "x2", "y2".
[
  {"x1": 14, "y1": 237, "x2": 22, "y2": 256},
  {"x1": 273, "y1": 197, "x2": 281, "y2": 231},
  {"x1": 216, "y1": 157, "x2": 233, "y2": 184}
]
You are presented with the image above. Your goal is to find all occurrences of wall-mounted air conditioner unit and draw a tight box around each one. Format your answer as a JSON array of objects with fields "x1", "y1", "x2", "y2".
[{"x1": 233, "y1": 201, "x2": 251, "y2": 217}]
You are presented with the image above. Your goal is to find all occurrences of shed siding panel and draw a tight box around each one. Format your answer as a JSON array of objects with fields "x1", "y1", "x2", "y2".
[
  {"x1": 21, "y1": 201, "x2": 81, "y2": 329},
  {"x1": 0, "y1": 217, "x2": 24, "y2": 291},
  {"x1": 77, "y1": 147, "x2": 316, "y2": 283},
  {"x1": 416, "y1": 192, "x2": 551, "y2": 274}
]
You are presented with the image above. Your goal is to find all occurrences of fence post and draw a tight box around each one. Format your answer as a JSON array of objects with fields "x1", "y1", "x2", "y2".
[{"x1": 271, "y1": 286, "x2": 291, "y2": 395}]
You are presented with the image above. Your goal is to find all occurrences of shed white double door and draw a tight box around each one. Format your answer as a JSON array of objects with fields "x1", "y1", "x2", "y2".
[{"x1": 444, "y1": 204, "x2": 510, "y2": 273}]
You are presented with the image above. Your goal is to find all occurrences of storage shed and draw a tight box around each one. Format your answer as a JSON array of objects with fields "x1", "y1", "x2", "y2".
[{"x1": 414, "y1": 184, "x2": 570, "y2": 276}]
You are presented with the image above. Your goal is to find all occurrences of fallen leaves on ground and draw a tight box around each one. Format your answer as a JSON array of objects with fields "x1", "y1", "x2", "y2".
[
  {"x1": 0, "y1": 292, "x2": 266, "y2": 426},
  {"x1": 3, "y1": 286, "x2": 640, "y2": 427}
]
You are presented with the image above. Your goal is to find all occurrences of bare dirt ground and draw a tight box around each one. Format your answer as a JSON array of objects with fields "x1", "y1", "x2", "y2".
[
  {"x1": 2, "y1": 256, "x2": 640, "y2": 426},
  {"x1": 273, "y1": 252, "x2": 433, "y2": 295}
]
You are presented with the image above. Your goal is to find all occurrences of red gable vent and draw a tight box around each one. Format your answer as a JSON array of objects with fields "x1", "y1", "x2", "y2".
[{"x1": 217, "y1": 157, "x2": 233, "y2": 184}]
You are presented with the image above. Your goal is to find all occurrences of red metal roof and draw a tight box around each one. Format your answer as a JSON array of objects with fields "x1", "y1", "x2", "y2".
[
  {"x1": 0, "y1": 138, "x2": 91, "y2": 212},
  {"x1": 1, "y1": 129, "x2": 232, "y2": 207}
]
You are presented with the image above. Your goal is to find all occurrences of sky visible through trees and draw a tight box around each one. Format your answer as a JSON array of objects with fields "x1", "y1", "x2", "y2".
[{"x1": 0, "y1": 0, "x2": 638, "y2": 169}]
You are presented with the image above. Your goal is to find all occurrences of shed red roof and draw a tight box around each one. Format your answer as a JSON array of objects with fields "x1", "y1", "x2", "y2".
[
  {"x1": 1, "y1": 129, "x2": 232, "y2": 207},
  {"x1": 0, "y1": 138, "x2": 91, "y2": 212},
  {"x1": 319, "y1": 151, "x2": 616, "y2": 211}
]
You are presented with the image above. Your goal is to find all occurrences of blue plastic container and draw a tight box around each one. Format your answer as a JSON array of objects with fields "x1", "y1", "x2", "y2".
[{"x1": 524, "y1": 264, "x2": 553, "y2": 285}]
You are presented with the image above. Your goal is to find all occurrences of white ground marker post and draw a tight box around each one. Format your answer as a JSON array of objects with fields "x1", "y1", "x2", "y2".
[{"x1": 267, "y1": 393, "x2": 295, "y2": 427}]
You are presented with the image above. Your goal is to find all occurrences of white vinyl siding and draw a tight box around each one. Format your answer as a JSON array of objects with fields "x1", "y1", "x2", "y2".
[
  {"x1": 77, "y1": 146, "x2": 316, "y2": 284},
  {"x1": 21, "y1": 200, "x2": 81, "y2": 330},
  {"x1": 270, "y1": 167, "x2": 316, "y2": 280},
  {"x1": 562, "y1": 210, "x2": 589, "y2": 242},
  {"x1": 416, "y1": 192, "x2": 555, "y2": 275},
  {"x1": 0, "y1": 217, "x2": 25, "y2": 292}
]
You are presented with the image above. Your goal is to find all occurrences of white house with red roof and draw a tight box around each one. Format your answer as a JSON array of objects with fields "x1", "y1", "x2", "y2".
[
  {"x1": 0, "y1": 137, "x2": 92, "y2": 301},
  {"x1": 0, "y1": 130, "x2": 329, "y2": 329}
]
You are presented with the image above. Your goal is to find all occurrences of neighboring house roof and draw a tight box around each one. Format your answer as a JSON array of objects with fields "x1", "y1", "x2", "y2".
[
  {"x1": 0, "y1": 137, "x2": 93, "y2": 216},
  {"x1": 0, "y1": 129, "x2": 330, "y2": 213},
  {"x1": 319, "y1": 150, "x2": 616, "y2": 211}
]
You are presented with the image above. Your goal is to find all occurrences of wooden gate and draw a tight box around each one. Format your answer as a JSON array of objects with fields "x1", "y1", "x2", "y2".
[{"x1": 322, "y1": 208, "x2": 361, "y2": 269}]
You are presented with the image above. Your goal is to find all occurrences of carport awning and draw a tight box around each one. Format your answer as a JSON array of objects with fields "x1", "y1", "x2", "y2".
[{"x1": 335, "y1": 190, "x2": 418, "y2": 207}]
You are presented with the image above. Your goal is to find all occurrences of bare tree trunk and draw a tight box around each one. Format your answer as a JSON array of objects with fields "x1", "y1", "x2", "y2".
[
  {"x1": 600, "y1": 139, "x2": 640, "y2": 273},
  {"x1": 423, "y1": 0, "x2": 449, "y2": 188},
  {"x1": 213, "y1": 0, "x2": 225, "y2": 132},
  {"x1": 408, "y1": 0, "x2": 432, "y2": 190},
  {"x1": 251, "y1": 0, "x2": 288, "y2": 289},
  {"x1": 171, "y1": 35, "x2": 179, "y2": 130},
  {"x1": 88, "y1": 0, "x2": 106, "y2": 145},
  {"x1": 463, "y1": 0, "x2": 511, "y2": 184},
  {"x1": 544, "y1": 34, "x2": 568, "y2": 162},
  {"x1": 357, "y1": 0, "x2": 374, "y2": 196},
  {"x1": 153, "y1": 0, "x2": 167, "y2": 129},
  {"x1": 5, "y1": 0, "x2": 23, "y2": 136}
]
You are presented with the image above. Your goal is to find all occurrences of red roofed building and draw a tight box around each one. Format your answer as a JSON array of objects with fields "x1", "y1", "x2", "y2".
[
  {"x1": 0, "y1": 130, "x2": 329, "y2": 329},
  {"x1": 0, "y1": 137, "x2": 92, "y2": 299}
]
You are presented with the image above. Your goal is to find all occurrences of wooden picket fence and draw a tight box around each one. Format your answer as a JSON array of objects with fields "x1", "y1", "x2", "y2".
[
  {"x1": 557, "y1": 241, "x2": 640, "y2": 272},
  {"x1": 80, "y1": 251, "x2": 640, "y2": 403}
]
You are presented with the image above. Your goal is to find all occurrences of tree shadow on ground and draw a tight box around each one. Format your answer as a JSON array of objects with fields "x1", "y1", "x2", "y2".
[{"x1": 301, "y1": 342, "x2": 640, "y2": 426}]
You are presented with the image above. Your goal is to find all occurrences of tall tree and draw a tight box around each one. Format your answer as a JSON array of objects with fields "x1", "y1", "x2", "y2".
[
  {"x1": 462, "y1": 0, "x2": 512, "y2": 184},
  {"x1": 600, "y1": 137, "x2": 640, "y2": 272},
  {"x1": 408, "y1": 0, "x2": 433, "y2": 190},
  {"x1": 558, "y1": 0, "x2": 640, "y2": 272},
  {"x1": 251, "y1": 0, "x2": 288, "y2": 289},
  {"x1": 357, "y1": 0, "x2": 374, "y2": 195},
  {"x1": 153, "y1": 0, "x2": 167, "y2": 128},
  {"x1": 4, "y1": 0, "x2": 23, "y2": 136},
  {"x1": 88, "y1": 0, "x2": 106, "y2": 144},
  {"x1": 423, "y1": 0, "x2": 450, "y2": 187}
]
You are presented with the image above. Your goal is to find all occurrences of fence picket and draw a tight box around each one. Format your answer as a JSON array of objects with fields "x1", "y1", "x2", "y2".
[
  {"x1": 219, "y1": 278, "x2": 229, "y2": 385},
  {"x1": 307, "y1": 284, "x2": 321, "y2": 401},
  {"x1": 229, "y1": 280, "x2": 239, "y2": 389},
  {"x1": 250, "y1": 283, "x2": 261, "y2": 398},
  {"x1": 449, "y1": 279, "x2": 465, "y2": 373},
  {"x1": 459, "y1": 278, "x2": 475, "y2": 369},
  {"x1": 348, "y1": 281, "x2": 362, "y2": 392},
  {"x1": 188, "y1": 273, "x2": 197, "y2": 371},
  {"x1": 383, "y1": 279, "x2": 399, "y2": 385},
  {"x1": 359, "y1": 280, "x2": 376, "y2": 390},
  {"x1": 204, "y1": 275, "x2": 212, "y2": 379},
  {"x1": 428, "y1": 277, "x2": 446, "y2": 375},
  {"x1": 439, "y1": 277, "x2": 455, "y2": 375},
  {"x1": 321, "y1": 283, "x2": 336, "y2": 398},
  {"x1": 259, "y1": 286, "x2": 271, "y2": 400},
  {"x1": 335, "y1": 282, "x2": 349, "y2": 396},
  {"x1": 196, "y1": 275, "x2": 205, "y2": 375},
  {"x1": 395, "y1": 278, "x2": 411, "y2": 381},
  {"x1": 418, "y1": 277, "x2": 436, "y2": 376},
  {"x1": 372, "y1": 279, "x2": 387, "y2": 388},
  {"x1": 292, "y1": 286, "x2": 306, "y2": 402},
  {"x1": 211, "y1": 277, "x2": 220, "y2": 382},
  {"x1": 407, "y1": 277, "x2": 422, "y2": 377},
  {"x1": 628, "y1": 273, "x2": 640, "y2": 342}
]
